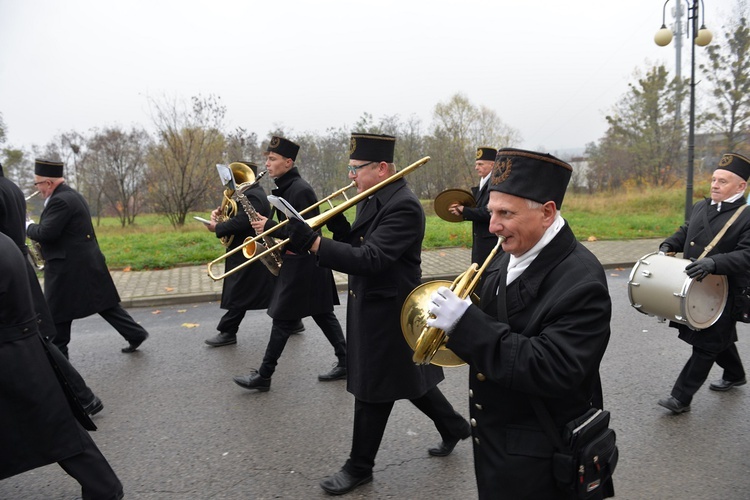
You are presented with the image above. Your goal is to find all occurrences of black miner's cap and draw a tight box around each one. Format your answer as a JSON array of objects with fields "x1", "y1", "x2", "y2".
[
  {"x1": 349, "y1": 133, "x2": 396, "y2": 163},
  {"x1": 489, "y1": 148, "x2": 572, "y2": 209},
  {"x1": 266, "y1": 136, "x2": 299, "y2": 161}
]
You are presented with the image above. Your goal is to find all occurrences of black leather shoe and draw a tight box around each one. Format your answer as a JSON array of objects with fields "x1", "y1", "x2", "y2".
[
  {"x1": 205, "y1": 332, "x2": 237, "y2": 347},
  {"x1": 83, "y1": 396, "x2": 104, "y2": 416},
  {"x1": 428, "y1": 424, "x2": 471, "y2": 457},
  {"x1": 291, "y1": 321, "x2": 305, "y2": 335},
  {"x1": 233, "y1": 370, "x2": 271, "y2": 392},
  {"x1": 318, "y1": 365, "x2": 347, "y2": 381},
  {"x1": 709, "y1": 378, "x2": 747, "y2": 391},
  {"x1": 121, "y1": 334, "x2": 148, "y2": 353},
  {"x1": 319, "y1": 469, "x2": 373, "y2": 495},
  {"x1": 658, "y1": 396, "x2": 691, "y2": 414}
]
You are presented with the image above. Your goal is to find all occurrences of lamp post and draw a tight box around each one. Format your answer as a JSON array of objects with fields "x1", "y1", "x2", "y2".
[{"x1": 655, "y1": 0, "x2": 712, "y2": 222}]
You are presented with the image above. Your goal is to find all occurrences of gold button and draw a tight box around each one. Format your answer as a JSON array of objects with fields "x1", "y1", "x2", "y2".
[
  {"x1": 469, "y1": 389, "x2": 474, "y2": 398},
  {"x1": 470, "y1": 418, "x2": 477, "y2": 427},
  {"x1": 476, "y1": 373, "x2": 486, "y2": 382},
  {"x1": 690, "y1": 241, "x2": 695, "y2": 246},
  {"x1": 475, "y1": 403, "x2": 483, "y2": 410}
]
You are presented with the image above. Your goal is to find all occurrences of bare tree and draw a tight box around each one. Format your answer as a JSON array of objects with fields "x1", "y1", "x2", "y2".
[
  {"x1": 601, "y1": 65, "x2": 687, "y2": 187},
  {"x1": 87, "y1": 126, "x2": 151, "y2": 227},
  {"x1": 147, "y1": 95, "x2": 227, "y2": 227},
  {"x1": 429, "y1": 93, "x2": 520, "y2": 197},
  {"x1": 699, "y1": 8, "x2": 750, "y2": 155}
]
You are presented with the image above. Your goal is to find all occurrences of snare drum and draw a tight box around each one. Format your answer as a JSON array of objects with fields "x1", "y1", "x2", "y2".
[{"x1": 627, "y1": 252, "x2": 728, "y2": 330}]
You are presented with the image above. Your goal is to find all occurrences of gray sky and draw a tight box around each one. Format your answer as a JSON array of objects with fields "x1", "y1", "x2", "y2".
[{"x1": 0, "y1": 0, "x2": 730, "y2": 155}]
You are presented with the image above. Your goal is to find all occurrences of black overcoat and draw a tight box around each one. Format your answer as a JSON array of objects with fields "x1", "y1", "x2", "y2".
[
  {"x1": 265, "y1": 168, "x2": 339, "y2": 320},
  {"x1": 214, "y1": 183, "x2": 274, "y2": 311},
  {"x1": 26, "y1": 184, "x2": 120, "y2": 322},
  {"x1": 446, "y1": 223, "x2": 612, "y2": 499},
  {"x1": 662, "y1": 197, "x2": 750, "y2": 350},
  {"x1": 0, "y1": 233, "x2": 86, "y2": 480},
  {"x1": 462, "y1": 180, "x2": 496, "y2": 265},
  {"x1": 0, "y1": 168, "x2": 27, "y2": 249},
  {"x1": 316, "y1": 178, "x2": 445, "y2": 403}
]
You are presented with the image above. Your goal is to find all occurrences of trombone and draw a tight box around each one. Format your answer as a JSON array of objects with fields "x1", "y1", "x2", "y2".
[{"x1": 206, "y1": 156, "x2": 432, "y2": 281}]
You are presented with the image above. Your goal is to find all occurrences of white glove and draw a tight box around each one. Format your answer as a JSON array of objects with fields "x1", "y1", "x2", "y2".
[
  {"x1": 25, "y1": 218, "x2": 35, "y2": 229},
  {"x1": 426, "y1": 286, "x2": 472, "y2": 333}
]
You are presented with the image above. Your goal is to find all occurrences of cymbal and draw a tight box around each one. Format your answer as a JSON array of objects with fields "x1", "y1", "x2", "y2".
[{"x1": 434, "y1": 189, "x2": 476, "y2": 223}]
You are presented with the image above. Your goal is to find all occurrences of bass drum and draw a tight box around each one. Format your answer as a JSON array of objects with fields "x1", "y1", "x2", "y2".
[{"x1": 628, "y1": 252, "x2": 728, "y2": 330}]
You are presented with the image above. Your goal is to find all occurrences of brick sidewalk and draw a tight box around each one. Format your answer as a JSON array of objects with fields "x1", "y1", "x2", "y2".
[{"x1": 95, "y1": 238, "x2": 663, "y2": 308}]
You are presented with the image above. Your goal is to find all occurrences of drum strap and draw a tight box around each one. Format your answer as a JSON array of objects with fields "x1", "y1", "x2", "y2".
[{"x1": 699, "y1": 205, "x2": 747, "y2": 259}]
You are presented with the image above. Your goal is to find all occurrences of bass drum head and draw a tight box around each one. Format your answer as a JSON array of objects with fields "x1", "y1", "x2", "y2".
[{"x1": 683, "y1": 274, "x2": 728, "y2": 330}]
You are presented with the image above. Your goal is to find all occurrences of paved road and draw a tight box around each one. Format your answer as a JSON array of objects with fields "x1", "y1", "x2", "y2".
[{"x1": 3, "y1": 273, "x2": 750, "y2": 499}]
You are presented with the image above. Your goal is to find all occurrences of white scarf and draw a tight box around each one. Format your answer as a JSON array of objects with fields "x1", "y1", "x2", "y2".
[{"x1": 505, "y1": 212, "x2": 565, "y2": 285}]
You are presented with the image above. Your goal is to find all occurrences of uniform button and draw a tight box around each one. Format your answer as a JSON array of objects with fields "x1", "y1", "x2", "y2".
[
  {"x1": 474, "y1": 403, "x2": 483, "y2": 410},
  {"x1": 474, "y1": 437, "x2": 480, "y2": 445},
  {"x1": 690, "y1": 241, "x2": 695, "y2": 247},
  {"x1": 360, "y1": 237, "x2": 364, "y2": 243},
  {"x1": 23, "y1": 328, "x2": 29, "y2": 332},
  {"x1": 469, "y1": 389, "x2": 474, "y2": 398},
  {"x1": 86, "y1": 234, "x2": 91, "y2": 239},
  {"x1": 476, "y1": 373, "x2": 486, "y2": 382},
  {"x1": 470, "y1": 418, "x2": 477, "y2": 427}
]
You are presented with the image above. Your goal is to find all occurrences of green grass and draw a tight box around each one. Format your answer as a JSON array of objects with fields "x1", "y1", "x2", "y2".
[{"x1": 89, "y1": 182, "x2": 709, "y2": 270}]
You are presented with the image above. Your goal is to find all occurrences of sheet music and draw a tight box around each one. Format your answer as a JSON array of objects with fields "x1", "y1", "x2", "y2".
[
  {"x1": 216, "y1": 164, "x2": 235, "y2": 190},
  {"x1": 268, "y1": 195, "x2": 305, "y2": 222}
]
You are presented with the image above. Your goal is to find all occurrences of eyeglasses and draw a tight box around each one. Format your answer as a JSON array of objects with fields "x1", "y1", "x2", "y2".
[
  {"x1": 33, "y1": 181, "x2": 49, "y2": 186},
  {"x1": 346, "y1": 161, "x2": 375, "y2": 175}
]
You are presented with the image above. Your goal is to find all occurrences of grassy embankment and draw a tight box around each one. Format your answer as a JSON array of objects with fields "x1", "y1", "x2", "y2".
[{"x1": 94, "y1": 183, "x2": 704, "y2": 271}]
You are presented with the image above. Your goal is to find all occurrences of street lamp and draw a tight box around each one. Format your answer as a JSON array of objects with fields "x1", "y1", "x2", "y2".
[{"x1": 655, "y1": 0, "x2": 712, "y2": 222}]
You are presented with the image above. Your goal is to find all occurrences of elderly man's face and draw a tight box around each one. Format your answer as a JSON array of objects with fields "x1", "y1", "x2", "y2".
[
  {"x1": 475, "y1": 160, "x2": 494, "y2": 179},
  {"x1": 711, "y1": 169, "x2": 747, "y2": 203},
  {"x1": 487, "y1": 191, "x2": 556, "y2": 257},
  {"x1": 33, "y1": 176, "x2": 55, "y2": 199}
]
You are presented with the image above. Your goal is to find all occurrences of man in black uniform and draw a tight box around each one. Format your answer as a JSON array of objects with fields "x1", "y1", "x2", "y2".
[
  {"x1": 288, "y1": 133, "x2": 470, "y2": 495},
  {"x1": 427, "y1": 149, "x2": 613, "y2": 498},
  {"x1": 233, "y1": 137, "x2": 346, "y2": 390},
  {"x1": 448, "y1": 146, "x2": 498, "y2": 265},
  {"x1": 657, "y1": 153, "x2": 750, "y2": 414},
  {"x1": 26, "y1": 159, "x2": 149, "y2": 357},
  {"x1": 0, "y1": 231, "x2": 123, "y2": 499},
  {"x1": 203, "y1": 161, "x2": 275, "y2": 347},
  {"x1": 0, "y1": 162, "x2": 103, "y2": 416}
]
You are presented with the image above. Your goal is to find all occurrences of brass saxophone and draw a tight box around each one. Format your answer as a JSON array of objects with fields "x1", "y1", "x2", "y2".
[
  {"x1": 233, "y1": 176, "x2": 282, "y2": 276},
  {"x1": 25, "y1": 191, "x2": 45, "y2": 270}
]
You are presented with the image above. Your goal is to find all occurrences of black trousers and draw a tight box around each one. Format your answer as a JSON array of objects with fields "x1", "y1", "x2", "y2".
[
  {"x1": 343, "y1": 386, "x2": 470, "y2": 476},
  {"x1": 57, "y1": 422, "x2": 123, "y2": 500},
  {"x1": 53, "y1": 304, "x2": 149, "y2": 358},
  {"x1": 672, "y1": 342, "x2": 746, "y2": 404},
  {"x1": 45, "y1": 338, "x2": 96, "y2": 406},
  {"x1": 259, "y1": 312, "x2": 345, "y2": 378},
  {"x1": 216, "y1": 309, "x2": 247, "y2": 335}
]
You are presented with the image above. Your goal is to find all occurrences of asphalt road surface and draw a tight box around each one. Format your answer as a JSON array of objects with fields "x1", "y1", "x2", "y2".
[{"x1": 2, "y1": 272, "x2": 750, "y2": 499}]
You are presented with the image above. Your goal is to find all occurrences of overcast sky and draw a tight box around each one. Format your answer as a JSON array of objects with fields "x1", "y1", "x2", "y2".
[{"x1": 0, "y1": 0, "x2": 732, "y2": 155}]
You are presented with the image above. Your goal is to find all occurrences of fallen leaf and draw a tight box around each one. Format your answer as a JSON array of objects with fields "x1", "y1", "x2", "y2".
[
  {"x1": 177, "y1": 309, "x2": 187, "y2": 313},
  {"x1": 587, "y1": 236, "x2": 598, "y2": 242},
  {"x1": 182, "y1": 323, "x2": 200, "y2": 328},
  {"x1": 152, "y1": 310, "x2": 162, "y2": 315},
  {"x1": 610, "y1": 273, "x2": 620, "y2": 277},
  {"x1": 164, "y1": 287, "x2": 175, "y2": 292},
  {"x1": 123, "y1": 266, "x2": 132, "y2": 272}
]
